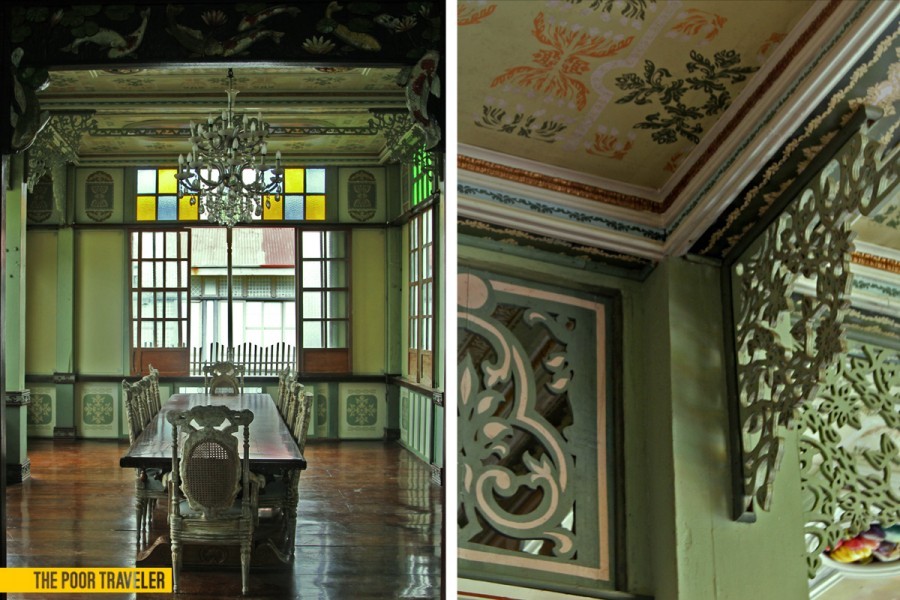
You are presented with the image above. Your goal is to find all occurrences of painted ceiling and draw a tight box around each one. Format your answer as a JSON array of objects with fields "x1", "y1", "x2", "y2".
[
  {"x1": 458, "y1": 0, "x2": 900, "y2": 276},
  {"x1": 459, "y1": 0, "x2": 814, "y2": 194}
]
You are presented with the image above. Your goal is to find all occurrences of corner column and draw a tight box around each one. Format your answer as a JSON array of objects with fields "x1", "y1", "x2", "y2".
[{"x1": 4, "y1": 153, "x2": 29, "y2": 482}]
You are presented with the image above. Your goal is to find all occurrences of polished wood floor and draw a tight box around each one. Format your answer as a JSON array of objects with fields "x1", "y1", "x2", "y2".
[{"x1": 6, "y1": 439, "x2": 443, "y2": 599}]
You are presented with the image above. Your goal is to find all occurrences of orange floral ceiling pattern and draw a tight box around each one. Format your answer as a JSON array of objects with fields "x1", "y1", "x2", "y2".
[{"x1": 459, "y1": 0, "x2": 816, "y2": 193}]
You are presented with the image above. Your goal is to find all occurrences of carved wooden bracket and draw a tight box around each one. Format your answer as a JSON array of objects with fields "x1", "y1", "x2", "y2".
[{"x1": 726, "y1": 106, "x2": 899, "y2": 520}]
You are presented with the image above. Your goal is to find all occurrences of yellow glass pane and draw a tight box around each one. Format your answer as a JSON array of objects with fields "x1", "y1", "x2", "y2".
[
  {"x1": 136, "y1": 196, "x2": 156, "y2": 221},
  {"x1": 157, "y1": 169, "x2": 178, "y2": 194},
  {"x1": 178, "y1": 196, "x2": 199, "y2": 220},
  {"x1": 263, "y1": 195, "x2": 283, "y2": 220},
  {"x1": 285, "y1": 168, "x2": 304, "y2": 193},
  {"x1": 306, "y1": 195, "x2": 326, "y2": 220}
]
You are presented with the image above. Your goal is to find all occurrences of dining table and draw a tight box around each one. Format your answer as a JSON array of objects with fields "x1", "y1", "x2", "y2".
[
  {"x1": 120, "y1": 392, "x2": 306, "y2": 472},
  {"x1": 120, "y1": 392, "x2": 306, "y2": 567}
]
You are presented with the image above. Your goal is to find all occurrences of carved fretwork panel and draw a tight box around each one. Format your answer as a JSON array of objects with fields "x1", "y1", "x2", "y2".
[
  {"x1": 731, "y1": 116, "x2": 899, "y2": 516},
  {"x1": 800, "y1": 344, "x2": 900, "y2": 577},
  {"x1": 457, "y1": 269, "x2": 614, "y2": 591}
]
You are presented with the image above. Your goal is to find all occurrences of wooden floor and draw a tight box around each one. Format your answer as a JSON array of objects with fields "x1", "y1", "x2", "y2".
[{"x1": 6, "y1": 438, "x2": 444, "y2": 599}]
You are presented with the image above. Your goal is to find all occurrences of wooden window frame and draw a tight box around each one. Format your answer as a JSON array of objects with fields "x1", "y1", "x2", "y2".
[
  {"x1": 408, "y1": 208, "x2": 434, "y2": 386},
  {"x1": 298, "y1": 229, "x2": 351, "y2": 374},
  {"x1": 129, "y1": 229, "x2": 191, "y2": 376}
]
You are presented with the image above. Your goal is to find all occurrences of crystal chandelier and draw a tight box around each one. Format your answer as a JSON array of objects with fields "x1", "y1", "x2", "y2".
[{"x1": 175, "y1": 68, "x2": 284, "y2": 228}]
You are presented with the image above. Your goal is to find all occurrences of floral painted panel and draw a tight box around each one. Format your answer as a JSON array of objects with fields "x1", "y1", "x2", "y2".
[
  {"x1": 27, "y1": 386, "x2": 56, "y2": 437},
  {"x1": 313, "y1": 384, "x2": 330, "y2": 439},
  {"x1": 338, "y1": 383, "x2": 386, "y2": 439},
  {"x1": 77, "y1": 384, "x2": 119, "y2": 438},
  {"x1": 457, "y1": 267, "x2": 615, "y2": 591},
  {"x1": 459, "y1": 0, "x2": 815, "y2": 189}
]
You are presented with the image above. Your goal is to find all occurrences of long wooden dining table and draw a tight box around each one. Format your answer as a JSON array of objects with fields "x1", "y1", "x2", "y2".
[{"x1": 120, "y1": 392, "x2": 306, "y2": 567}]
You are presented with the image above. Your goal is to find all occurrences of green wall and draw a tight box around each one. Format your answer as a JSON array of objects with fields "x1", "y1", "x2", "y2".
[
  {"x1": 75, "y1": 230, "x2": 126, "y2": 375},
  {"x1": 635, "y1": 258, "x2": 808, "y2": 600},
  {"x1": 25, "y1": 231, "x2": 58, "y2": 374},
  {"x1": 351, "y1": 229, "x2": 387, "y2": 374}
]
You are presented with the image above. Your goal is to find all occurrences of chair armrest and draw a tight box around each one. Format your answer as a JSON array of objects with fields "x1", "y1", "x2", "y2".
[{"x1": 249, "y1": 471, "x2": 266, "y2": 491}]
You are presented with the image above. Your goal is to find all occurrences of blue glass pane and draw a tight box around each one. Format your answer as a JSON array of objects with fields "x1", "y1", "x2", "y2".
[
  {"x1": 158, "y1": 196, "x2": 177, "y2": 220},
  {"x1": 137, "y1": 169, "x2": 157, "y2": 193},
  {"x1": 307, "y1": 168, "x2": 326, "y2": 194},
  {"x1": 285, "y1": 195, "x2": 304, "y2": 220}
]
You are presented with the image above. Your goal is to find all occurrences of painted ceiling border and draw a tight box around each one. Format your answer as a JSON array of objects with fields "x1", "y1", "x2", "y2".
[
  {"x1": 457, "y1": 177, "x2": 665, "y2": 239},
  {"x1": 458, "y1": 186, "x2": 666, "y2": 262},
  {"x1": 660, "y1": 0, "x2": 849, "y2": 212},
  {"x1": 458, "y1": 153, "x2": 659, "y2": 213},
  {"x1": 458, "y1": 218, "x2": 653, "y2": 267},
  {"x1": 79, "y1": 156, "x2": 385, "y2": 168}
]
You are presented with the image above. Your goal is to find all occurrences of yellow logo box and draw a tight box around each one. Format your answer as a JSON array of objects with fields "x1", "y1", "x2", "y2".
[{"x1": 0, "y1": 568, "x2": 172, "y2": 593}]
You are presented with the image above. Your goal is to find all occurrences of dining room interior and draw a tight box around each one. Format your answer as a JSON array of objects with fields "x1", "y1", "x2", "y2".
[
  {"x1": 456, "y1": 1, "x2": 898, "y2": 599},
  {"x1": 0, "y1": 1, "x2": 446, "y2": 598}
]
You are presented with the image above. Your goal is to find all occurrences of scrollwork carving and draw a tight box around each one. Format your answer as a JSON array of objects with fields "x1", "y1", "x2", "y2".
[
  {"x1": 799, "y1": 344, "x2": 900, "y2": 577},
  {"x1": 733, "y1": 113, "x2": 899, "y2": 515},
  {"x1": 458, "y1": 290, "x2": 577, "y2": 558}
]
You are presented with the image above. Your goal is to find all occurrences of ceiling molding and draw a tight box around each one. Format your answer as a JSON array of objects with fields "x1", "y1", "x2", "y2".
[
  {"x1": 458, "y1": 143, "x2": 659, "y2": 203},
  {"x1": 459, "y1": 169, "x2": 665, "y2": 230},
  {"x1": 853, "y1": 244, "x2": 900, "y2": 275},
  {"x1": 458, "y1": 153, "x2": 660, "y2": 213},
  {"x1": 458, "y1": 190, "x2": 666, "y2": 262}
]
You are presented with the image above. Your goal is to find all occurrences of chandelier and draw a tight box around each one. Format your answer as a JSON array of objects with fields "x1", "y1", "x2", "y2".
[{"x1": 175, "y1": 68, "x2": 284, "y2": 228}]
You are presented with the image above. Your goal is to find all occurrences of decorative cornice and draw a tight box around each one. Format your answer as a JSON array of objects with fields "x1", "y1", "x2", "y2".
[
  {"x1": 852, "y1": 251, "x2": 900, "y2": 275},
  {"x1": 458, "y1": 155, "x2": 661, "y2": 213},
  {"x1": 5, "y1": 389, "x2": 32, "y2": 406},
  {"x1": 92, "y1": 126, "x2": 379, "y2": 137},
  {"x1": 459, "y1": 218, "x2": 652, "y2": 266},
  {"x1": 696, "y1": 4, "x2": 899, "y2": 257},
  {"x1": 457, "y1": 182, "x2": 666, "y2": 241},
  {"x1": 53, "y1": 372, "x2": 76, "y2": 384}
]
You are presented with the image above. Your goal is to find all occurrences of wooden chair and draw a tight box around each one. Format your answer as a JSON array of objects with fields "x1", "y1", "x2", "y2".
[
  {"x1": 122, "y1": 378, "x2": 167, "y2": 542},
  {"x1": 167, "y1": 405, "x2": 257, "y2": 595},
  {"x1": 146, "y1": 364, "x2": 162, "y2": 416},
  {"x1": 257, "y1": 386, "x2": 313, "y2": 562},
  {"x1": 291, "y1": 391, "x2": 314, "y2": 444},
  {"x1": 282, "y1": 382, "x2": 303, "y2": 432},
  {"x1": 203, "y1": 361, "x2": 245, "y2": 395},
  {"x1": 275, "y1": 368, "x2": 295, "y2": 417}
]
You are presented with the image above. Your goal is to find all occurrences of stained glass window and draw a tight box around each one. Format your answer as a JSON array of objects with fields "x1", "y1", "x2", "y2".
[{"x1": 136, "y1": 167, "x2": 327, "y2": 222}]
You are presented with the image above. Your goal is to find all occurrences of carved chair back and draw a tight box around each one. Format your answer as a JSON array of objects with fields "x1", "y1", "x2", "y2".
[
  {"x1": 146, "y1": 364, "x2": 162, "y2": 416},
  {"x1": 292, "y1": 392, "x2": 314, "y2": 450},
  {"x1": 203, "y1": 361, "x2": 245, "y2": 395},
  {"x1": 282, "y1": 382, "x2": 303, "y2": 432},
  {"x1": 167, "y1": 405, "x2": 255, "y2": 519},
  {"x1": 122, "y1": 379, "x2": 144, "y2": 445},
  {"x1": 166, "y1": 405, "x2": 257, "y2": 594},
  {"x1": 275, "y1": 368, "x2": 296, "y2": 416},
  {"x1": 131, "y1": 378, "x2": 153, "y2": 430}
]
